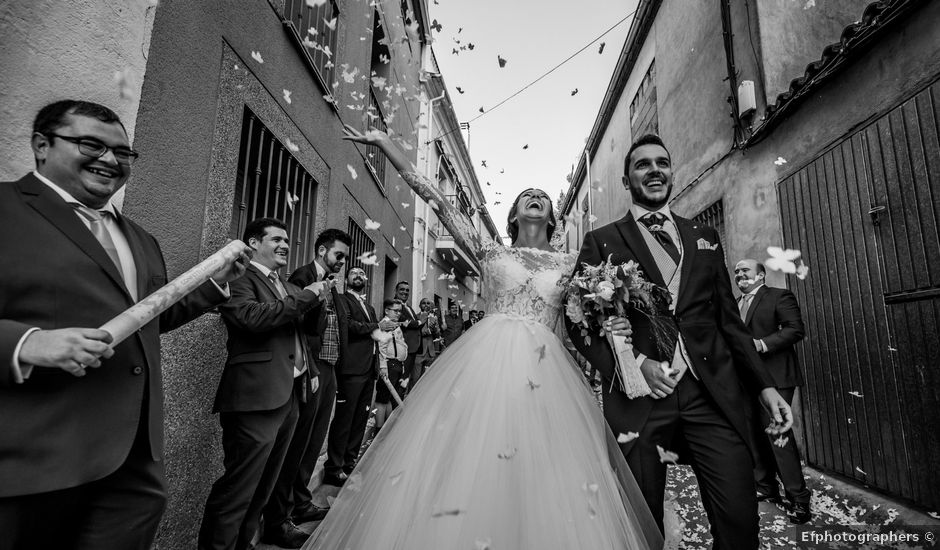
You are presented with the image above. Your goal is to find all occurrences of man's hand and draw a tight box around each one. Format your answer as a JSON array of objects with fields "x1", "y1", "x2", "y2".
[
  {"x1": 378, "y1": 320, "x2": 398, "y2": 332},
  {"x1": 310, "y1": 375, "x2": 320, "y2": 394},
  {"x1": 18, "y1": 328, "x2": 115, "y2": 377},
  {"x1": 378, "y1": 366, "x2": 389, "y2": 379},
  {"x1": 759, "y1": 388, "x2": 793, "y2": 434},
  {"x1": 640, "y1": 358, "x2": 678, "y2": 399},
  {"x1": 210, "y1": 243, "x2": 252, "y2": 285},
  {"x1": 304, "y1": 280, "x2": 332, "y2": 299},
  {"x1": 604, "y1": 316, "x2": 633, "y2": 346}
]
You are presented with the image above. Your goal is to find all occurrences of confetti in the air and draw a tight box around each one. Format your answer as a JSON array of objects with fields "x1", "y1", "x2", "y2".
[
  {"x1": 765, "y1": 246, "x2": 801, "y2": 274},
  {"x1": 430, "y1": 19, "x2": 443, "y2": 33},
  {"x1": 535, "y1": 344, "x2": 546, "y2": 362},
  {"x1": 282, "y1": 89, "x2": 292, "y2": 104},
  {"x1": 795, "y1": 260, "x2": 810, "y2": 280},
  {"x1": 497, "y1": 55, "x2": 507, "y2": 68},
  {"x1": 598, "y1": 42, "x2": 606, "y2": 54},
  {"x1": 401, "y1": 202, "x2": 410, "y2": 208},
  {"x1": 285, "y1": 138, "x2": 300, "y2": 153},
  {"x1": 527, "y1": 378, "x2": 540, "y2": 390},
  {"x1": 522, "y1": 144, "x2": 529, "y2": 150},
  {"x1": 357, "y1": 251, "x2": 379, "y2": 266},
  {"x1": 617, "y1": 432, "x2": 639, "y2": 444},
  {"x1": 365, "y1": 218, "x2": 381, "y2": 230},
  {"x1": 455, "y1": 86, "x2": 465, "y2": 94},
  {"x1": 251, "y1": 51, "x2": 264, "y2": 64},
  {"x1": 773, "y1": 435, "x2": 789, "y2": 448},
  {"x1": 286, "y1": 192, "x2": 300, "y2": 212},
  {"x1": 497, "y1": 448, "x2": 517, "y2": 460},
  {"x1": 347, "y1": 164, "x2": 358, "y2": 179},
  {"x1": 657, "y1": 445, "x2": 679, "y2": 464},
  {"x1": 804, "y1": 0, "x2": 816, "y2": 8},
  {"x1": 324, "y1": 17, "x2": 337, "y2": 30},
  {"x1": 774, "y1": 156, "x2": 788, "y2": 166},
  {"x1": 570, "y1": 88, "x2": 579, "y2": 96},
  {"x1": 856, "y1": 466, "x2": 868, "y2": 476},
  {"x1": 848, "y1": 391, "x2": 863, "y2": 398}
]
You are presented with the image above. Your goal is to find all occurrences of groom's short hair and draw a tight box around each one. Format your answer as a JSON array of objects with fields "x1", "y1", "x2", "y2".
[{"x1": 624, "y1": 134, "x2": 670, "y2": 175}]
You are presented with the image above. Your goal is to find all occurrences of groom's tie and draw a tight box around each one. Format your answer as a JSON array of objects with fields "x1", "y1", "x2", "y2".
[{"x1": 639, "y1": 212, "x2": 681, "y2": 265}]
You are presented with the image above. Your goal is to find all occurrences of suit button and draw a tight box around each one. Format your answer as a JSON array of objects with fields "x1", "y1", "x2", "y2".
[{"x1": 131, "y1": 366, "x2": 143, "y2": 375}]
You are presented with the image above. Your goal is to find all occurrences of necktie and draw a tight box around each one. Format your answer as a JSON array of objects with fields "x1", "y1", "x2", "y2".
[
  {"x1": 268, "y1": 272, "x2": 307, "y2": 377},
  {"x1": 639, "y1": 212, "x2": 681, "y2": 265},
  {"x1": 739, "y1": 293, "x2": 754, "y2": 321},
  {"x1": 73, "y1": 205, "x2": 123, "y2": 274}
]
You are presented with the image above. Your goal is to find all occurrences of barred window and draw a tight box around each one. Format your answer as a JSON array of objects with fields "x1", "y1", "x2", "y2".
[
  {"x1": 629, "y1": 60, "x2": 658, "y2": 137},
  {"x1": 692, "y1": 199, "x2": 727, "y2": 264},
  {"x1": 347, "y1": 219, "x2": 376, "y2": 302},
  {"x1": 231, "y1": 107, "x2": 318, "y2": 274},
  {"x1": 283, "y1": 0, "x2": 340, "y2": 92},
  {"x1": 361, "y1": 10, "x2": 390, "y2": 189}
]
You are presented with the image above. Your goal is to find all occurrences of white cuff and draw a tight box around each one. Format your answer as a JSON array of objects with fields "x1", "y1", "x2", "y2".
[{"x1": 11, "y1": 327, "x2": 40, "y2": 383}]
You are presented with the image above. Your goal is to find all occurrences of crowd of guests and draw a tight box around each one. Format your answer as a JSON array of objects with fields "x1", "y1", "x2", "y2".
[{"x1": 197, "y1": 220, "x2": 485, "y2": 549}]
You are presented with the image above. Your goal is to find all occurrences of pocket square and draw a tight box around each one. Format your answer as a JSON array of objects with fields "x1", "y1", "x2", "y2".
[{"x1": 696, "y1": 238, "x2": 719, "y2": 251}]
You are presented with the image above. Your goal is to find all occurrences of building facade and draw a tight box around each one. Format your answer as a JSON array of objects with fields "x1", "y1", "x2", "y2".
[
  {"x1": 561, "y1": 0, "x2": 940, "y2": 510},
  {"x1": 1, "y1": 0, "x2": 494, "y2": 545}
]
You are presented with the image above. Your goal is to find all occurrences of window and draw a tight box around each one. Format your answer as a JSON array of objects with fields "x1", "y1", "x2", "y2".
[
  {"x1": 629, "y1": 61, "x2": 658, "y2": 137},
  {"x1": 347, "y1": 219, "x2": 376, "y2": 302},
  {"x1": 361, "y1": 10, "x2": 391, "y2": 189},
  {"x1": 692, "y1": 199, "x2": 727, "y2": 264},
  {"x1": 231, "y1": 107, "x2": 318, "y2": 274},
  {"x1": 282, "y1": 0, "x2": 340, "y2": 92}
]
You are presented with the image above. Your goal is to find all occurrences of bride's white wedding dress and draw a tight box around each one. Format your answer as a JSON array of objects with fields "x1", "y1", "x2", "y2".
[{"x1": 303, "y1": 174, "x2": 662, "y2": 549}]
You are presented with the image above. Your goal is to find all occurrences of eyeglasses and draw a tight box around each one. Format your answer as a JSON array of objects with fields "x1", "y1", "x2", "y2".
[{"x1": 46, "y1": 133, "x2": 140, "y2": 166}]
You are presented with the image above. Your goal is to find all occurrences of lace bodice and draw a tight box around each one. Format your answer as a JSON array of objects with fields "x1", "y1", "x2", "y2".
[{"x1": 482, "y1": 244, "x2": 576, "y2": 328}]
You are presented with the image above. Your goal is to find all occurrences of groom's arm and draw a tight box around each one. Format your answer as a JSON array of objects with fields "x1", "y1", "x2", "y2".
[
  {"x1": 565, "y1": 231, "x2": 617, "y2": 380},
  {"x1": 711, "y1": 232, "x2": 775, "y2": 392}
]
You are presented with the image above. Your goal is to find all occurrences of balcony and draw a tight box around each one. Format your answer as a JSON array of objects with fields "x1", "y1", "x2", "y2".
[{"x1": 435, "y1": 193, "x2": 480, "y2": 277}]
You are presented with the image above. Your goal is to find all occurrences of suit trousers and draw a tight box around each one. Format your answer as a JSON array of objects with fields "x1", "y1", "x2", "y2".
[
  {"x1": 625, "y1": 374, "x2": 759, "y2": 550},
  {"x1": 289, "y1": 360, "x2": 337, "y2": 509},
  {"x1": 198, "y1": 378, "x2": 302, "y2": 550},
  {"x1": 404, "y1": 352, "x2": 421, "y2": 392},
  {"x1": 324, "y1": 374, "x2": 376, "y2": 476},
  {"x1": 0, "y1": 412, "x2": 166, "y2": 550},
  {"x1": 753, "y1": 387, "x2": 810, "y2": 504}
]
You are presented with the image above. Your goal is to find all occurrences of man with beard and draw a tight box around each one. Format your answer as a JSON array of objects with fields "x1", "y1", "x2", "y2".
[
  {"x1": 260, "y1": 229, "x2": 351, "y2": 543},
  {"x1": 322, "y1": 267, "x2": 397, "y2": 486},
  {"x1": 734, "y1": 259, "x2": 810, "y2": 524},
  {"x1": 393, "y1": 281, "x2": 425, "y2": 393},
  {"x1": 567, "y1": 134, "x2": 793, "y2": 549}
]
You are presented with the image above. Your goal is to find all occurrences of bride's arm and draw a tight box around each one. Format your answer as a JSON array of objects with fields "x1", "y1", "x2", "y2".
[{"x1": 342, "y1": 125, "x2": 488, "y2": 260}]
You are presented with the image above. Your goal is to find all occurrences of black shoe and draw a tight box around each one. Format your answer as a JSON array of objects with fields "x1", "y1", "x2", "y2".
[
  {"x1": 757, "y1": 490, "x2": 782, "y2": 504},
  {"x1": 261, "y1": 520, "x2": 309, "y2": 549},
  {"x1": 292, "y1": 502, "x2": 330, "y2": 523},
  {"x1": 322, "y1": 471, "x2": 347, "y2": 487},
  {"x1": 788, "y1": 502, "x2": 812, "y2": 524}
]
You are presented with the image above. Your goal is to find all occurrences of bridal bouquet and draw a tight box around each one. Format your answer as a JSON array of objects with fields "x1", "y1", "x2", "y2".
[{"x1": 565, "y1": 258, "x2": 672, "y2": 398}]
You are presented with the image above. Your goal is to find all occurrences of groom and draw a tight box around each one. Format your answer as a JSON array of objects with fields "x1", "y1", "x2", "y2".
[{"x1": 567, "y1": 134, "x2": 792, "y2": 549}]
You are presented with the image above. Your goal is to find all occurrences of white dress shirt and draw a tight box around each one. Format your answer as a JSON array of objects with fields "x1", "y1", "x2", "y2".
[
  {"x1": 251, "y1": 260, "x2": 306, "y2": 377},
  {"x1": 741, "y1": 283, "x2": 769, "y2": 353}
]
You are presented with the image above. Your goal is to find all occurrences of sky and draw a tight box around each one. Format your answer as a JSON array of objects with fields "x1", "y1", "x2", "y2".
[{"x1": 427, "y1": 0, "x2": 639, "y2": 238}]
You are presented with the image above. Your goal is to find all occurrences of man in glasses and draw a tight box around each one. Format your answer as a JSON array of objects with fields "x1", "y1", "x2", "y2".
[{"x1": 0, "y1": 100, "x2": 249, "y2": 549}]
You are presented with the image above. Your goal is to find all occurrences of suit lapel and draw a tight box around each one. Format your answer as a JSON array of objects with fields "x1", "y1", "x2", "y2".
[
  {"x1": 674, "y1": 216, "x2": 699, "y2": 309},
  {"x1": 19, "y1": 174, "x2": 131, "y2": 299},
  {"x1": 248, "y1": 264, "x2": 281, "y2": 298},
  {"x1": 745, "y1": 285, "x2": 769, "y2": 326},
  {"x1": 116, "y1": 215, "x2": 148, "y2": 300},
  {"x1": 613, "y1": 212, "x2": 667, "y2": 288}
]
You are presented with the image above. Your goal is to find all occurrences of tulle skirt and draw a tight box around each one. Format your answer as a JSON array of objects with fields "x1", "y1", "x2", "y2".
[{"x1": 304, "y1": 314, "x2": 663, "y2": 549}]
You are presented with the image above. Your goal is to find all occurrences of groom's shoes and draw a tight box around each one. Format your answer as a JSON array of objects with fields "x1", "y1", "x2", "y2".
[
  {"x1": 261, "y1": 519, "x2": 309, "y2": 548},
  {"x1": 292, "y1": 502, "x2": 330, "y2": 523},
  {"x1": 788, "y1": 502, "x2": 812, "y2": 524},
  {"x1": 322, "y1": 471, "x2": 348, "y2": 487},
  {"x1": 756, "y1": 490, "x2": 782, "y2": 505}
]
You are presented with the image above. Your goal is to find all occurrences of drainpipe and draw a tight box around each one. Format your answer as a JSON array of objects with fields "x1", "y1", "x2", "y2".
[
  {"x1": 584, "y1": 147, "x2": 594, "y2": 231},
  {"x1": 422, "y1": 88, "x2": 446, "y2": 281}
]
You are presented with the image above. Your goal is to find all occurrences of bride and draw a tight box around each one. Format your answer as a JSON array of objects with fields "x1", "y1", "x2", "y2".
[{"x1": 301, "y1": 126, "x2": 663, "y2": 549}]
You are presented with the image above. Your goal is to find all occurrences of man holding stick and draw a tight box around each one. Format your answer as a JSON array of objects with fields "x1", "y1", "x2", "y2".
[{"x1": 0, "y1": 100, "x2": 248, "y2": 550}]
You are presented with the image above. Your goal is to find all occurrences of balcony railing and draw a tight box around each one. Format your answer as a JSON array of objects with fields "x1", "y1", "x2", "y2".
[
  {"x1": 282, "y1": 0, "x2": 339, "y2": 93},
  {"x1": 362, "y1": 88, "x2": 388, "y2": 189}
]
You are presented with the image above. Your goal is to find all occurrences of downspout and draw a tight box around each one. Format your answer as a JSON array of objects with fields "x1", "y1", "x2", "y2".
[
  {"x1": 423, "y1": 89, "x2": 446, "y2": 281},
  {"x1": 719, "y1": 0, "x2": 744, "y2": 147}
]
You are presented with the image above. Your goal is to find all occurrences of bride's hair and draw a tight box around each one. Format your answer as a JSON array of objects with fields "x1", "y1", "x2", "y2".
[{"x1": 506, "y1": 188, "x2": 557, "y2": 244}]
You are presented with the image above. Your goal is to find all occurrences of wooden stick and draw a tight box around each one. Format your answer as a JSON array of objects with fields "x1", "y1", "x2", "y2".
[{"x1": 382, "y1": 375, "x2": 405, "y2": 406}]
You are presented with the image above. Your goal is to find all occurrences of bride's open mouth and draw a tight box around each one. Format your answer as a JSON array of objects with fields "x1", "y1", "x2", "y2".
[{"x1": 526, "y1": 200, "x2": 543, "y2": 211}]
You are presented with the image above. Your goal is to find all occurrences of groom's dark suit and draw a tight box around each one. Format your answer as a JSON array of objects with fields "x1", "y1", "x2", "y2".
[
  {"x1": 568, "y1": 210, "x2": 775, "y2": 550},
  {"x1": 0, "y1": 173, "x2": 226, "y2": 549}
]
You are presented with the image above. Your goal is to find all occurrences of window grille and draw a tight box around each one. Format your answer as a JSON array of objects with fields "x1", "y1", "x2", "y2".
[
  {"x1": 232, "y1": 107, "x2": 318, "y2": 274},
  {"x1": 629, "y1": 60, "x2": 659, "y2": 137},
  {"x1": 283, "y1": 0, "x2": 340, "y2": 92},
  {"x1": 692, "y1": 199, "x2": 727, "y2": 264},
  {"x1": 347, "y1": 219, "x2": 376, "y2": 302}
]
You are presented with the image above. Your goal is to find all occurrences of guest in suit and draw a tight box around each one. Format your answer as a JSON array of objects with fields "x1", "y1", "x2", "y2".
[
  {"x1": 394, "y1": 281, "x2": 425, "y2": 392},
  {"x1": 568, "y1": 134, "x2": 792, "y2": 549},
  {"x1": 199, "y1": 217, "x2": 328, "y2": 550},
  {"x1": 463, "y1": 310, "x2": 477, "y2": 331},
  {"x1": 441, "y1": 302, "x2": 464, "y2": 347},
  {"x1": 264, "y1": 229, "x2": 350, "y2": 530},
  {"x1": 322, "y1": 268, "x2": 396, "y2": 485},
  {"x1": 734, "y1": 259, "x2": 811, "y2": 524},
  {"x1": 0, "y1": 100, "x2": 248, "y2": 550},
  {"x1": 417, "y1": 298, "x2": 441, "y2": 371}
]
